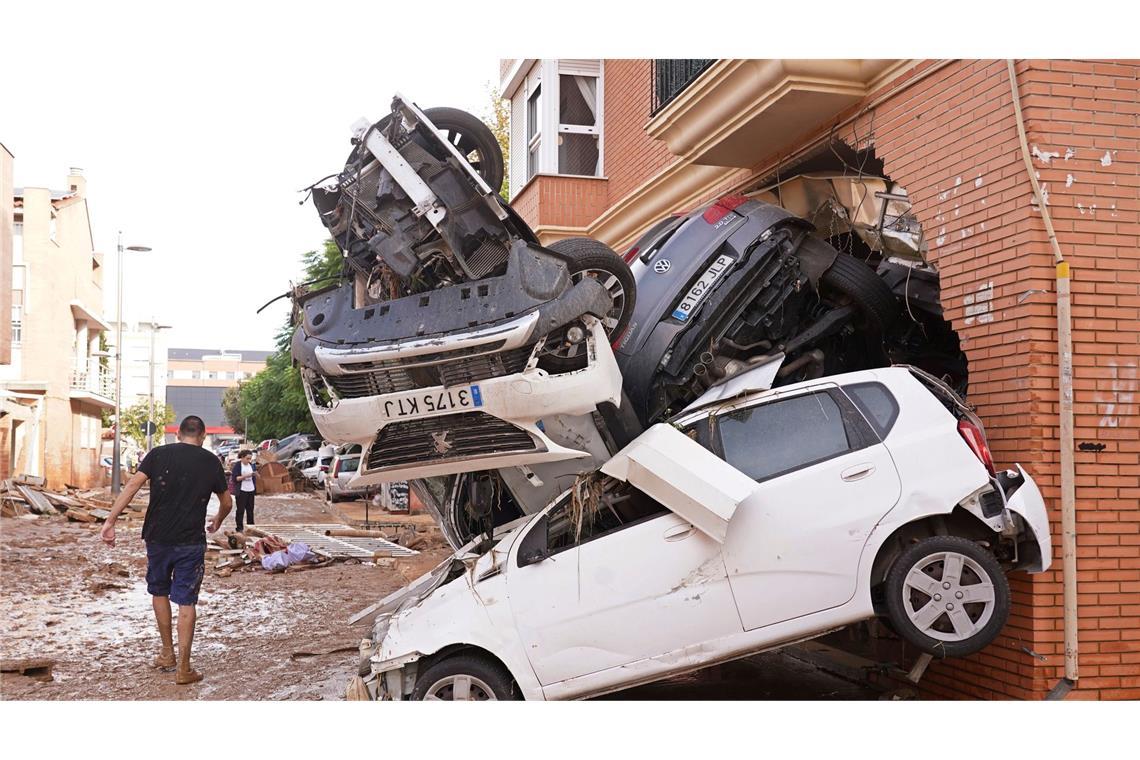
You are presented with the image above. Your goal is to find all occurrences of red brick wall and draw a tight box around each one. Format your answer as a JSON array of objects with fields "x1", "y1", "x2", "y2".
[
  {"x1": 514, "y1": 175, "x2": 610, "y2": 230},
  {"x1": 602, "y1": 59, "x2": 679, "y2": 203},
  {"x1": 523, "y1": 58, "x2": 1140, "y2": 699}
]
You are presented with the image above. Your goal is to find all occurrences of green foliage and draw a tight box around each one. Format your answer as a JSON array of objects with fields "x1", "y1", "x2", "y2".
[
  {"x1": 222, "y1": 384, "x2": 244, "y2": 435},
  {"x1": 120, "y1": 399, "x2": 176, "y2": 448},
  {"x1": 484, "y1": 84, "x2": 510, "y2": 200},
  {"x1": 236, "y1": 240, "x2": 343, "y2": 441}
]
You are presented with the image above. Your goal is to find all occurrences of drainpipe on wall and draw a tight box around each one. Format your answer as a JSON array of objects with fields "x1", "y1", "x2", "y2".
[{"x1": 1007, "y1": 59, "x2": 1079, "y2": 698}]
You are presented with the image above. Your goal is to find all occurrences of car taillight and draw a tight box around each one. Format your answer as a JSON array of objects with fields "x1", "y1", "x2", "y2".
[
  {"x1": 957, "y1": 418, "x2": 996, "y2": 476},
  {"x1": 623, "y1": 246, "x2": 639, "y2": 263},
  {"x1": 702, "y1": 194, "x2": 748, "y2": 224},
  {"x1": 331, "y1": 460, "x2": 341, "y2": 477},
  {"x1": 320, "y1": 465, "x2": 329, "y2": 472}
]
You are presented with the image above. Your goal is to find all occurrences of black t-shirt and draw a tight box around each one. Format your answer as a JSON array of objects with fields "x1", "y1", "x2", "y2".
[{"x1": 139, "y1": 442, "x2": 229, "y2": 545}]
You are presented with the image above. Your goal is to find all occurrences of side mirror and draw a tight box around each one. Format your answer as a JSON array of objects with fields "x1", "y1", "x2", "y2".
[{"x1": 517, "y1": 514, "x2": 550, "y2": 568}]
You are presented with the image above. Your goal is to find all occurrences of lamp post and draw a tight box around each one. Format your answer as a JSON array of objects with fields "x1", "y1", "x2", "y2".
[
  {"x1": 147, "y1": 320, "x2": 173, "y2": 451},
  {"x1": 111, "y1": 232, "x2": 152, "y2": 495}
]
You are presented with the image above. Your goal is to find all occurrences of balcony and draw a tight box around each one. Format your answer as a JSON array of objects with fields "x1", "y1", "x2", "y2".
[
  {"x1": 651, "y1": 59, "x2": 716, "y2": 115},
  {"x1": 70, "y1": 366, "x2": 116, "y2": 408}
]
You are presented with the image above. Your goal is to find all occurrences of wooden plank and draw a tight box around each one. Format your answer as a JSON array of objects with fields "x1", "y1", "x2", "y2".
[
  {"x1": 0, "y1": 658, "x2": 55, "y2": 681},
  {"x1": 15, "y1": 486, "x2": 57, "y2": 515}
]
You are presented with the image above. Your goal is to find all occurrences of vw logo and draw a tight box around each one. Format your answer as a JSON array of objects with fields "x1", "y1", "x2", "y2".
[{"x1": 653, "y1": 259, "x2": 672, "y2": 274}]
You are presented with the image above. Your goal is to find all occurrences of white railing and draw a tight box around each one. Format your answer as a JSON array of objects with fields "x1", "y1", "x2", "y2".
[{"x1": 70, "y1": 366, "x2": 116, "y2": 402}]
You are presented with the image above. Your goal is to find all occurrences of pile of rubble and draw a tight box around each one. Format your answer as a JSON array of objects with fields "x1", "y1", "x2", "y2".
[{"x1": 0, "y1": 476, "x2": 146, "y2": 523}]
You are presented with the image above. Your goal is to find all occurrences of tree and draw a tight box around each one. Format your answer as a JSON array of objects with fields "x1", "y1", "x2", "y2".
[
  {"x1": 484, "y1": 84, "x2": 510, "y2": 200},
  {"x1": 120, "y1": 399, "x2": 176, "y2": 449},
  {"x1": 222, "y1": 384, "x2": 245, "y2": 435},
  {"x1": 236, "y1": 240, "x2": 343, "y2": 441}
]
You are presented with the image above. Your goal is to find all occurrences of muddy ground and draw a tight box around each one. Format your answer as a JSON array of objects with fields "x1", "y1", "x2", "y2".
[
  {"x1": 0, "y1": 493, "x2": 450, "y2": 700},
  {"x1": 2, "y1": 493, "x2": 879, "y2": 701}
]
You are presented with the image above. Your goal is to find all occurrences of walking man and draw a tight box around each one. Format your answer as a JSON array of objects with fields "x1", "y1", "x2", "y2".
[
  {"x1": 100, "y1": 415, "x2": 231, "y2": 685},
  {"x1": 230, "y1": 450, "x2": 257, "y2": 531}
]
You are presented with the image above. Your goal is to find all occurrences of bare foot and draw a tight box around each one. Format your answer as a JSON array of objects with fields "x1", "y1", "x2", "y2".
[
  {"x1": 153, "y1": 651, "x2": 176, "y2": 671},
  {"x1": 175, "y1": 669, "x2": 203, "y2": 685}
]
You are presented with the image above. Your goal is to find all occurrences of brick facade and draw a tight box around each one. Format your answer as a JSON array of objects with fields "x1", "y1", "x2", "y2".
[{"x1": 511, "y1": 58, "x2": 1139, "y2": 699}]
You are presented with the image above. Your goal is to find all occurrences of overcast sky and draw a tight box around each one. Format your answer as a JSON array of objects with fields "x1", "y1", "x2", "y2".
[
  {"x1": 4, "y1": 3, "x2": 500, "y2": 351},
  {"x1": 4, "y1": 2, "x2": 1128, "y2": 353}
]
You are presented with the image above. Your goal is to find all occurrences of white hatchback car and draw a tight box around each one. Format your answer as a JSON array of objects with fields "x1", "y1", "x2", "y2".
[{"x1": 357, "y1": 365, "x2": 1051, "y2": 700}]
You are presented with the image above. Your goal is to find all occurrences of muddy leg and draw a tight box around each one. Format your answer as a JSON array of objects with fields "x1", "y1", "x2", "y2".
[
  {"x1": 175, "y1": 604, "x2": 202, "y2": 684},
  {"x1": 151, "y1": 596, "x2": 176, "y2": 670}
]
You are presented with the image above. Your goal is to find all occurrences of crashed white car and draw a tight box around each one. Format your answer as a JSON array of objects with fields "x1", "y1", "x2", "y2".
[{"x1": 357, "y1": 365, "x2": 1051, "y2": 700}]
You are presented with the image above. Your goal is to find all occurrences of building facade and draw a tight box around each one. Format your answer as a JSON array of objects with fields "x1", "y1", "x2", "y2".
[
  {"x1": 0, "y1": 168, "x2": 114, "y2": 487},
  {"x1": 109, "y1": 319, "x2": 170, "y2": 413},
  {"x1": 502, "y1": 59, "x2": 1139, "y2": 700},
  {"x1": 165, "y1": 348, "x2": 271, "y2": 438}
]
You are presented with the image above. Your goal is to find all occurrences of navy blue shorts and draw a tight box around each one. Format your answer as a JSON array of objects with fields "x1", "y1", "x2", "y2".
[{"x1": 145, "y1": 541, "x2": 206, "y2": 606}]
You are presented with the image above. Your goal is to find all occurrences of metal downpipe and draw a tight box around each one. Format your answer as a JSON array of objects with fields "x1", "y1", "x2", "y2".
[{"x1": 1007, "y1": 59, "x2": 1079, "y2": 696}]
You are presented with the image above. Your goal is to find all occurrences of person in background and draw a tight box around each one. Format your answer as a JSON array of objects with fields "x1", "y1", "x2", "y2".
[
  {"x1": 100, "y1": 415, "x2": 231, "y2": 685},
  {"x1": 230, "y1": 450, "x2": 257, "y2": 531}
]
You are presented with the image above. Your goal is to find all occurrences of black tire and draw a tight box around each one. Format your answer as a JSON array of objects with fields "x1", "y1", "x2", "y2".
[
  {"x1": 417, "y1": 107, "x2": 505, "y2": 194},
  {"x1": 411, "y1": 654, "x2": 520, "y2": 701},
  {"x1": 548, "y1": 237, "x2": 637, "y2": 340},
  {"x1": 884, "y1": 535, "x2": 1010, "y2": 658},
  {"x1": 819, "y1": 251, "x2": 899, "y2": 332}
]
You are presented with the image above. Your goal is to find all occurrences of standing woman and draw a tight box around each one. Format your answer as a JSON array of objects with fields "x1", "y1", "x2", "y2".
[{"x1": 230, "y1": 450, "x2": 257, "y2": 531}]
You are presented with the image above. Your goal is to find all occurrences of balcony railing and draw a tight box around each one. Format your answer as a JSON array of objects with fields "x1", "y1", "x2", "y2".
[
  {"x1": 70, "y1": 366, "x2": 116, "y2": 402},
  {"x1": 651, "y1": 59, "x2": 716, "y2": 115}
]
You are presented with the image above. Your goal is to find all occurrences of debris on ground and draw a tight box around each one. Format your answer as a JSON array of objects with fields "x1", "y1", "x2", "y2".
[
  {"x1": 0, "y1": 658, "x2": 55, "y2": 682},
  {"x1": 1, "y1": 478, "x2": 147, "y2": 522}
]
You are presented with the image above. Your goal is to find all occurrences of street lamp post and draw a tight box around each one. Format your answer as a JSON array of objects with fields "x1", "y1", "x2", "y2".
[
  {"x1": 111, "y1": 232, "x2": 152, "y2": 495},
  {"x1": 147, "y1": 320, "x2": 173, "y2": 451}
]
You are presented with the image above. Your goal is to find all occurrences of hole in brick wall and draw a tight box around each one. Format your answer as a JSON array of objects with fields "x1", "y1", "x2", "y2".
[{"x1": 741, "y1": 139, "x2": 968, "y2": 395}]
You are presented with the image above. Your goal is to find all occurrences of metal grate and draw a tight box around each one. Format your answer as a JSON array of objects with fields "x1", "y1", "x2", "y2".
[
  {"x1": 326, "y1": 344, "x2": 534, "y2": 399},
  {"x1": 367, "y1": 412, "x2": 536, "y2": 470},
  {"x1": 651, "y1": 59, "x2": 716, "y2": 115},
  {"x1": 252, "y1": 524, "x2": 419, "y2": 558}
]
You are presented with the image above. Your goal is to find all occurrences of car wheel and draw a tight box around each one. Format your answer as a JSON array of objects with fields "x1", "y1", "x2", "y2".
[
  {"x1": 818, "y1": 250, "x2": 899, "y2": 332},
  {"x1": 884, "y1": 535, "x2": 1010, "y2": 658},
  {"x1": 548, "y1": 237, "x2": 637, "y2": 342},
  {"x1": 411, "y1": 654, "x2": 519, "y2": 701}
]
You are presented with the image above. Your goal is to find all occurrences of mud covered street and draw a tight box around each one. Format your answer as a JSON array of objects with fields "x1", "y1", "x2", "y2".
[{"x1": 0, "y1": 494, "x2": 450, "y2": 700}]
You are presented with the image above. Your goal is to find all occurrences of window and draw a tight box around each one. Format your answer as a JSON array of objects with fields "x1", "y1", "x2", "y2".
[
  {"x1": 11, "y1": 289, "x2": 22, "y2": 346},
  {"x1": 717, "y1": 391, "x2": 857, "y2": 482},
  {"x1": 517, "y1": 478, "x2": 668, "y2": 566},
  {"x1": 526, "y1": 83, "x2": 542, "y2": 180},
  {"x1": 192, "y1": 370, "x2": 201, "y2": 380},
  {"x1": 843, "y1": 382, "x2": 899, "y2": 438},
  {"x1": 557, "y1": 74, "x2": 600, "y2": 176},
  {"x1": 512, "y1": 60, "x2": 604, "y2": 188}
]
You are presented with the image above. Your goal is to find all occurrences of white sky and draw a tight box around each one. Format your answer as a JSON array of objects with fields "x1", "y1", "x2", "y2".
[
  {"x1": 3, "y1": 1, "x2": 1130, "y2": 353},
  {"x1": 4, "y1": 2, "x2": 500, "y2": 351}
]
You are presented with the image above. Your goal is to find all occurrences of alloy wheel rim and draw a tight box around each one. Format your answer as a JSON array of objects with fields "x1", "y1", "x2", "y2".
[
  {"x1": 572, "y1": 268, "x2": 626, "y2": 334},
  {"x1": 423, "y1": 674, "x2": 497, "y2": 701},
  {"x1": 902, "y1": 550, "x2": 996, "y2": 642}
]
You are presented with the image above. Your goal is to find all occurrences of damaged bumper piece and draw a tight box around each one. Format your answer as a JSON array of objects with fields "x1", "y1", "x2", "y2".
[{"x1": 292, "y1": 243, "x2": 621, "y2": 483}]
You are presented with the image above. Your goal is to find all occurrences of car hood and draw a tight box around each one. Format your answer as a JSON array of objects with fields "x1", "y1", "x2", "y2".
[{"x1": 600, "y1": 423, "x2": 759, "y2": 543}]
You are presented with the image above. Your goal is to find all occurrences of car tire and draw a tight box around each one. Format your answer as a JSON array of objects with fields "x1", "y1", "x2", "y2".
[
  {"x1": 420, "y1": 107, "x2": 505, "y2": 194},
  {"x1": 819, "y1": 251, "x2": 899, "y2": 332},
  {"x1": 548, "y1": 236, "x2": 637, "y2": 341},
  {"x1": 411, "y1": 654, "x2": 520, "y2": 701},
  {"x1": 884, "y1": 535, "x2": 1010, "y2": 658}
]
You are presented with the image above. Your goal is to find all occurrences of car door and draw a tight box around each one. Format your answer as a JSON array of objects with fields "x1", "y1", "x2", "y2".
[
  {"x1": 506, "y1": 487, "x2": 741, "y2": 687},
  {"x1": 716, "y1": 384, "x2": 902, "y2": 631}
]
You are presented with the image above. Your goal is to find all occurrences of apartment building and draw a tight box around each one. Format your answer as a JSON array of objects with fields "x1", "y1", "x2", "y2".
[
  {"x1": 0, "y1": 168, "x2": 113, "y2": 487},
  {"x1": 109, "y1": 319, "x2": 170, "y2": 411},
  {"x1": 501, "y1": 59, "x2": 1139, "y2": 699},
  {"x1": 165, "y1": 348, "x2": 271, "y2": 437}
]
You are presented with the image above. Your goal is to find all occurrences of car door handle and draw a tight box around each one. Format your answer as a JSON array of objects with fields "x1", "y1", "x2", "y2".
[
  {"x1": 841, "y1": 463, "x2": 876, "y2": 482},
  {"x1": 663, "y1": 524, "x2": 696, "y2": 542}
]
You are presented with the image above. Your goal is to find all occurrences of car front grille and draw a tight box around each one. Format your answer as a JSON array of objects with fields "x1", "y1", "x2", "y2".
[
  {"x1": 326, "y1": 343, "x2": 535, "y2": 399},
  {"x1": 366, "y1": 412, "x2": 537, "y2": 470}
]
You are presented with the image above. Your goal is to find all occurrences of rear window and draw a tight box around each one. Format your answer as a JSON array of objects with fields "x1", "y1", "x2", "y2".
[
  {"x1": 339, "y1": 457, "x2": 360, "y2": 473},
  {"x1": 843, "y1": 382, "x2": 899, "y2": 438}
]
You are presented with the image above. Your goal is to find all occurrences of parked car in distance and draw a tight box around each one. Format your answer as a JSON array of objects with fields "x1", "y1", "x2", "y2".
[
  {"x1": 362, "y1": 365, "x2": 1051, "y2": 700},
  {"x1": 326, "y1": 445, "x2": 376, "y2": 502},
  {"x1": 297, "y1": 446, "x2": 335, "y2": 486},
  {"x1": 257, "y1": 439, "x2": 278, "y2": 452},
  {"x1": 273, "y1": 433, "x2": 324, "y2": 461}
]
